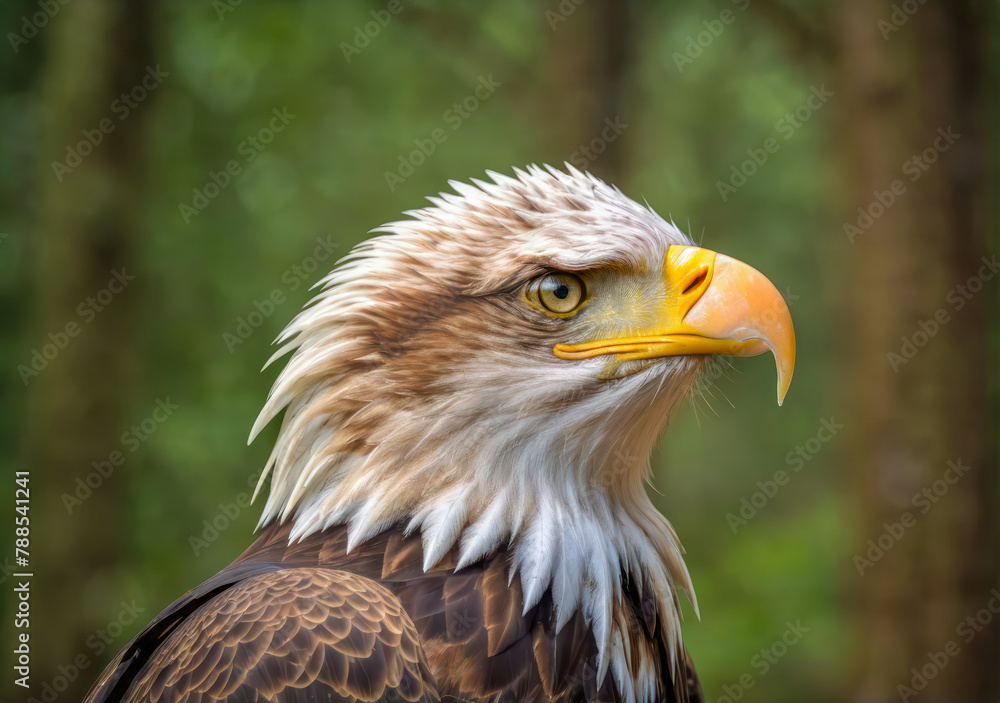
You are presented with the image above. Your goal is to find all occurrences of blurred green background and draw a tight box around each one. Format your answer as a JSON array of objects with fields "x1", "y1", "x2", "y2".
[{"x1": 1, "y1": 0, "x2": 996, "y2": 701}]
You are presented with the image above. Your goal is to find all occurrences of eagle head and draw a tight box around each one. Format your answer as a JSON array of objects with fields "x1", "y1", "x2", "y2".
[{"x1": 249, "y1": 164, "x2": 795, "y2": 683}]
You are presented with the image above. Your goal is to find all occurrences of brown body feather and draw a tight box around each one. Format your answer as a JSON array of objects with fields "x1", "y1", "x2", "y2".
[{"x1": 84, "y1": 523, "x2": 703, "y2": 702}]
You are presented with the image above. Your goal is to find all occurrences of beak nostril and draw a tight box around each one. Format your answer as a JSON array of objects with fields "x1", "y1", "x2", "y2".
[{"x1": 682, "y1": 269, "x2": 708, "y2": 296}]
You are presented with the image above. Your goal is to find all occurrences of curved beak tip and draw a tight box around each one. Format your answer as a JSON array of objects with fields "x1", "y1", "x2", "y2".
[
  {"x1": 679, "y1": 249, "x2": 796, "y2": 406},
  {"x1": 770, "y1": 333, "x2": 795, "y2": 406},
  {"x1": 776, "y1": 371, "x2": 790, "y2": 406}
]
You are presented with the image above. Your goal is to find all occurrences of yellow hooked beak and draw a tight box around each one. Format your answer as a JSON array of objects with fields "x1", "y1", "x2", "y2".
[{"x1": 553, "y1": 245, "x2": 796, "y2": 404}]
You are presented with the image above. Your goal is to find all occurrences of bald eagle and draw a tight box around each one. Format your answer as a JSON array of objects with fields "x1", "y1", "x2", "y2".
[{"x1": 85, "y1": 165, "x2": 794, "y2": 703}]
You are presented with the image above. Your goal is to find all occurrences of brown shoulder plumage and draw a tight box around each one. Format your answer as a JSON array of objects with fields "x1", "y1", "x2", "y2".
[
  {"x1": 85, "y1": 523, "x2": 703, "y2": 703},
  {"x1": 90, "y1": 566, "x2": 438, "y2": 703}
]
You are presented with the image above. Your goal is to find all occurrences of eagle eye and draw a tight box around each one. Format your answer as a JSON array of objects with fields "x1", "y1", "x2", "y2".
[{"x1": 527, "y1": 272, "x2": 585, "y2": 315}]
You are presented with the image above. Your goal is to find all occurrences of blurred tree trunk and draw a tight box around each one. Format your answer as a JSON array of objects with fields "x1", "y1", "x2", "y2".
[
  {"x1": 24, "y1": 0, "x2": 152, "y2": 700},
  {"x1": 836, "y1": 1, "x2": 996, "y2": 701},
  {"x1": 539, "y1": 0, "x2": 635, "y2": 182}
]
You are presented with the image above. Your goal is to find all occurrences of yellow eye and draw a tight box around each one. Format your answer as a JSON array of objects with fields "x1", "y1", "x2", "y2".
[{"x1": 528, "y1": 272, "x2": 585, "y2": 315}]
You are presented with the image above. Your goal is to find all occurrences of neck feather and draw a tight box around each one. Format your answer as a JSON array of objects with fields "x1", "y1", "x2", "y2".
[{"x1": 252, "y1": 355, "x2": 700, "y2": 696}]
